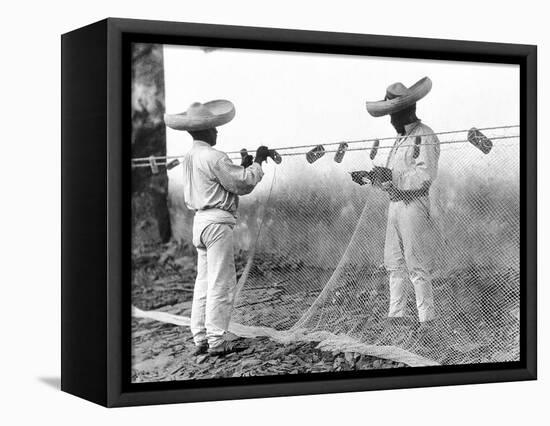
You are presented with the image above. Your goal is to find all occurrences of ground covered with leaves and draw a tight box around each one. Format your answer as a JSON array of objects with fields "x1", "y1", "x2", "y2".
[
  {"x1": 131, "y1": 239, "x2": 520, "y2": 382},
  {"x1": 131, "y1": 241, "x2": 405, "y2": 383},
  {"x1": 132, "y1": 309, "x2": 405, "y2": 383}
]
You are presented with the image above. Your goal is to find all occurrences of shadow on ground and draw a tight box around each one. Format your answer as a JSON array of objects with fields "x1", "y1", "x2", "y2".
[{"x1": 38, "y1": 377, "x2": 61, "y2": 390}]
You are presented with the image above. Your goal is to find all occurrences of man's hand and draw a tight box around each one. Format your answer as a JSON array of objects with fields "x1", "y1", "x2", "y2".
[
  {"x1": 241, "y1": 154, "x2": 253, "y2": 168},
  {"x1": 254, "y1": 146, "x2": 270, "y2": 165},
  {"x1": 350, "y1": 171, "x2": 371, "y2": 186},
  {"x1": 240, "y1": 148, "x2": 254, "y2": 168}
]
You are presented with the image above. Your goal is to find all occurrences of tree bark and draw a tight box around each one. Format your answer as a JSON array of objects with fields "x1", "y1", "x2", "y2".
[{"x1": 131, "y1": 43, "x2": 172, "y2": 245}]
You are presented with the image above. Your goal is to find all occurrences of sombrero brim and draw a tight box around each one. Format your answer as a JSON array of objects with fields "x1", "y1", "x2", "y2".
[
  {"x1": 164, "y1": 99, "x2": 236, "y2": 131},
  {"x1": 365, "y1": 77, "x2": 432, "y2": 117}
]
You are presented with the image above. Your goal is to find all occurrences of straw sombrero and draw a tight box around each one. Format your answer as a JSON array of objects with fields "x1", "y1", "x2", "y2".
[
  {"x1": 164, "y1": 99, "x2": 235, "y2": 131},
  {"x1": 365, "y1": 77, "x2": 432, "y2": 117}
]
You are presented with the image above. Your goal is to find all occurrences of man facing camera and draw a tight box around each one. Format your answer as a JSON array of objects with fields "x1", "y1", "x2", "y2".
[
  {"x1": 363, "y1": 77, "x2": 440, "y2": 334},
  {"x1": 165, "y1": 100, "x2": 270, "y2": 356}
]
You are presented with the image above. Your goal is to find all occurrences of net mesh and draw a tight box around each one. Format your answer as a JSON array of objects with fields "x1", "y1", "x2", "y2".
[{"x1": 227, "y1": 126, "x2": 520, "y2": 366}]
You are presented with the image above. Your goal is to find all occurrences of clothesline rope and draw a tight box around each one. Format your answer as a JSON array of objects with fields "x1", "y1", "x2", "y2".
[
  {"x1": 131, "y1": 134, "x2": 519, "y2": 168},
  {"x1": 131, "y1": 124, "x2": 519, "y2": 165}
]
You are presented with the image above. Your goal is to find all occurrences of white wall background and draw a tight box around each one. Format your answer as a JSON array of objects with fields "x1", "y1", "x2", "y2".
[
  {"x1": 164, "y1": 46, "x2": 519, "y2": 157},
  {"x1": 163, "y1": 45, "x2": 519, "y2": 186},
  {"x1": 0, "y1": 0, "x2": 546, "y2": 424}
]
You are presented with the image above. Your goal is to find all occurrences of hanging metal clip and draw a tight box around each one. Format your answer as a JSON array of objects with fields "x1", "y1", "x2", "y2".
[
  {"x1": 334, "y1": 142, "x2": 348, "y2": 163},
  {"x1": 306, "y1": 145, "x2": 325, "y2": 163},
  {"x1": 166, "y1": 159, "x2": 180, "y2": 170},
  {"x1": 412, "y1": 136, "x2": 422, "y2": 159},
  {"x1": 468, "y1": 127, "x2": 493, "y2": 154},
  {"x1": 268, "y1": 149, "x2": 282, "y2": 164},
  {"x1": 370, "y1": 139, "x2": 379, "y2": 160},
  {"x1": 148, "y1": 156, "x2": 159, "y2": 174}
]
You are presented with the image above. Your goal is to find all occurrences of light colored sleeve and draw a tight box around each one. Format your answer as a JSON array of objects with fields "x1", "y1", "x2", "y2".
[
  {"x1": 212, "y1": 155, "x2": 264, "y2": 195},
  {"x1": 402, "y1": 133, "x2": 440, "y2": 190}
]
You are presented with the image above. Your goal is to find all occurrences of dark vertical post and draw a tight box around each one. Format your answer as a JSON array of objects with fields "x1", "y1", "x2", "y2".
[{"x1": 131, "y1": 44, "x2": 172, "y2": 246}]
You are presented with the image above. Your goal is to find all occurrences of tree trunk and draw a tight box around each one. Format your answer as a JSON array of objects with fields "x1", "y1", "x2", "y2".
[{"x1": 131, "y1": 43, "x2": 172, "y2": 246}]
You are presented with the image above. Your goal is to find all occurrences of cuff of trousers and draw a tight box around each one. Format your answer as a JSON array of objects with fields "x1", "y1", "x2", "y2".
[
  {"x1": 193, "y1": 333, "x2": 207, "y2": 346},
  {"x1": 207, "y1": 337, "x2": 226, "y2": 349}
]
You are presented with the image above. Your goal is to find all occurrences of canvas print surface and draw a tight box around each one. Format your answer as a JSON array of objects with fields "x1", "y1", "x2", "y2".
[{"x1": 130, "y1": 43, "x2": 520, "y2": 383}]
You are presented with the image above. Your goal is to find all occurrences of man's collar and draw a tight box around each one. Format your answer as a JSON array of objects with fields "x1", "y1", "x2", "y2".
[
  {"x1": 403, "y1": 120, "x2": 421, "y2": 135},
  {"x1": 193, "y1": 139, "x2": 212, "y2": 147}
]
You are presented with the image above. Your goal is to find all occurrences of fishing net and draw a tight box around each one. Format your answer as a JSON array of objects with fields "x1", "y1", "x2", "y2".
[
  {"x1": 225, "y1": 126, "x2": 520, "y2": 366},
  {"x1": 133, "y1": 125, "x2": 520, "y2": 367}
]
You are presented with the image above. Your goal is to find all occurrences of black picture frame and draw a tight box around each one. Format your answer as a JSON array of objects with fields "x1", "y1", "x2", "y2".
[{"x1": 61, "y1": 17, "x2": 537, "y2": 407}]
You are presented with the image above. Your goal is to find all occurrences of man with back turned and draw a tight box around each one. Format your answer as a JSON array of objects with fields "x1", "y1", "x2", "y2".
[{"x1": 165, "y1": 100, "x2": 270, "y2": 356}]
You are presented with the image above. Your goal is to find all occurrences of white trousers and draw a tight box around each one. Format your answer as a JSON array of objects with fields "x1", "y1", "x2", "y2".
[
  {"x1": 190, "y1": 216, "x2": 237, "y2": 347},
  {"x1": 384, "y1": 197, "x2": 435, "y2": 322}
]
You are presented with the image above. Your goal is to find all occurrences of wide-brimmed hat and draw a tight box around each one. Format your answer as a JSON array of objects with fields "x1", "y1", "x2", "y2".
[
  {"x1": 365, "y1": 77, "x2": 432, "y2": 117},
  {"x1": 164, "y1": 99, "x2": 235, "y2": 131}
]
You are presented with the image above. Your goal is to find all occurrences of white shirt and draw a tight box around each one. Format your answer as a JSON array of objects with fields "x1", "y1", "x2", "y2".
[
  {"x1": 181, "y1": 140, "x2": 264, "y2": 217},
  {"x1": 386, "y1": 121, "x2": 440, "y2": 191}
]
